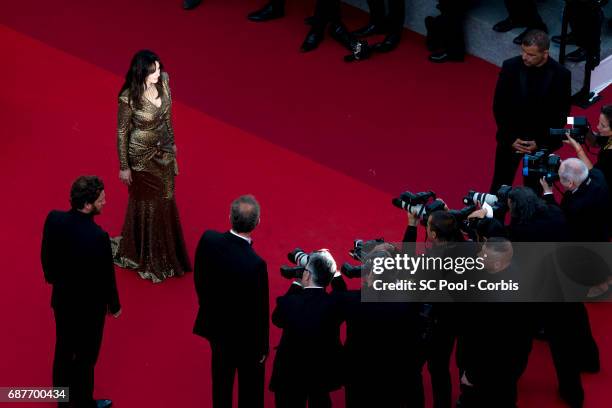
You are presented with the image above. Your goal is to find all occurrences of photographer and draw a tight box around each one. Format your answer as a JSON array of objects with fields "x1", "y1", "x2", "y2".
[
  {"x1": 564, "y1": 105, "x2": 612, "y2": 190},
  {"x1": 405, "y1": 208, "x2": 466, "y2": 408},
  {"x1": 339, "y1": 243, "x2": 425, "y2": 408},
  {"x1": 457, "y1": 238, "x2": 533, "y2": 408},
  {"x1": 541, "y1": 158, "x2": 611, "y2": 242},
  {"x1": 269, "y1": 250, "x2": 344, "y2": 408}
]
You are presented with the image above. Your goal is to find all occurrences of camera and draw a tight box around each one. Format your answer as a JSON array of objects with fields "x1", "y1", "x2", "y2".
[
  {"x1": 463, "y1": 185, "x2": 512, "y2": 219},
  {"x1": 341, "y1": 239, "x2": 395, "y2": 279},
  {"x1": 550, "y1": 116, "x2": 590, "y2": 144},
  {"x1": 522, "y1": 150, "x2": 561, "y2": 186},
  {"x1": 280, "y1": 248, "x2": 310, "y2": 279},
  {"x1": 392, "y1": 191, "x2": 446, "y2": 224}
]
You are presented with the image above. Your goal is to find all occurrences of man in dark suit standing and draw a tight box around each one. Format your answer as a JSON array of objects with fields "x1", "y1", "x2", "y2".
[
  {"x1": 193, "y1": 195, "x2": 269, "y2": 408},
  {"x1": 41, "y1": 176, "x2": 121, "y2": 408},
  {"x1": 490, "y1": 29, "x2": 571, "y2": 194},
  {"x1": 269, "y1": 250, "x2": 343, "y2": 408}
]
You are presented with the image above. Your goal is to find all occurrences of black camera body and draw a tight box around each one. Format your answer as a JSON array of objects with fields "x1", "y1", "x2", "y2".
[
  {"x1": 280, "y1": 248, "x2": 310, "y2": 280},
  {"x1": 341, "y1": 239, "x2": 393, "y2": 279},
  {"x1": 550, "y1": 116, "x2": 590, "y2": 144},
  {"x1": 522, "y1": 150, "x2": 561, "y2": 186}
]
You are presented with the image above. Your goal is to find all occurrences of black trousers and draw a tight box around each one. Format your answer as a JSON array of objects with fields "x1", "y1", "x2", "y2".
[
  {"x1": 345, "y1": 372, "x2": 424, "y2": 408},
  {"x1": 458, "y1": 381, "x2": 519, "y2": 408},
  {"x1": 504, "y1": 0, "x2": 547, "y2": 29},
  {"x1": 366, "y1": 0, "x2": 406, "y2": 32},
  {"x1": 423, "y1": 305, "x2": 456, "y2": 408},
  {"x1": 433, "y1": 0, "x2": 467, "y2": 58},
  {"x1": 274, "y1": 389, "x2": 331, "y2": 408},
  {"x1": 490, "y1": 142, "x2": 544, "y2": 194},
  {"x1": 53, "y1": 305, "x2": 105, "y2": 408},
  {"x1": 567, "y1": 0, "x2": 603, "y2": 64},
  {"x1": 210, "y1": 342, "x2": 265, "y2": 408},
  {"x1": 539, "y1": 303, "x2": 592, "y2": 408}
]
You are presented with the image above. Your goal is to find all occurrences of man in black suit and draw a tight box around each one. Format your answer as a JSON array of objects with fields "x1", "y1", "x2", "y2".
[
  {"x1": 193, "y1": 195, "x2": 269, "y2": 408},
  {"x1": 336, "y1": 245, "x2": 425, "y2": 408},
  {"x1": 269, "y1": 250, "x2": 343, "y2": 408},
  {"x1": 492, "y1": 0, "x2": 548, "y2": 44},
  {"x1": 457, "y1": 238, "x2": 534, "y2": 408},
  {"x1": 490, "y1": 30, "x2": 571, "y2": 194},
  {"x1": 41, "y1": 176, "x2": 121, "y2": 408}
]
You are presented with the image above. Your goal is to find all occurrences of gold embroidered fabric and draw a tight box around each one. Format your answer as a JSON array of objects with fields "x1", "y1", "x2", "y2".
[{"x1": 114, "y1": 72, "x2": 191, "y2": 283}]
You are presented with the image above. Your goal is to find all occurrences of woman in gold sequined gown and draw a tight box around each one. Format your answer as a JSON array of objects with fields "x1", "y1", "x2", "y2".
[{"x1": 113, "y1": 50, "x2": 192, "y2": 282}]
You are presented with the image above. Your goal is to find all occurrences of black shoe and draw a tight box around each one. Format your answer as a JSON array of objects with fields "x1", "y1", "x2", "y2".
[
  {"x1": 552, "y1": 31, "x2": 577, "y2": 45},
  {"x1": 566, "y1": 47, "x2": 587, "y2": 62},
  {"x1": 247, "y1": 3, "x2": 284, "y2": 22},
  {"x1": 352, "y1": 23, "x2": 386, "y2": 38},
  {"x1": 329, "y1": 23, "x2": 356, "y2": 51},
  {"x1": 95, "y1": 400, "x2": 112, "y2": 408},
  {"x1": 183, "y1": 0, "x2": 202, "y2": 10},
  {"x1": 374, "y1": 32, "x2": 401, "y2": 53},
  {"x1": 428, "y1": 50, "x2": 464, "y2": 63},
  {"x1": 301, "y1": 26, "x2": 325, "y2": 52},
  {"x1": 493, "y1": 17, "x2": 521, "y2": 33}
]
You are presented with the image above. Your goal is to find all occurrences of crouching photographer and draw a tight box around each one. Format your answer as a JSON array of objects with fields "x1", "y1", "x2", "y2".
[
  {"x1": 340, "y1": 240, "x2": 426, "y2": 408},
  {"x1": 270, "y1": 250, "x2": 344, "y2": 408}
]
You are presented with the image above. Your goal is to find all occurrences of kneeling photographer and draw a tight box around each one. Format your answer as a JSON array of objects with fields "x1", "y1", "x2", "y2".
[
  {"x1": 339, "y1": 241, "x2": 425, "y2": 408},
  {"x1": 270, "y1": 250, "x2": 344, "y2": 408}
]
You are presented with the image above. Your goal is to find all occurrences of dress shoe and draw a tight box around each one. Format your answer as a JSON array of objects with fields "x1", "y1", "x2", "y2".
[
  {"x1": 428, "y1": 50, "x2": 464, "y2": 63},
  {"x1": 247, "y1": 3, "x2": 284, "y2": 22},
  {"x1": 565, "y1": 47, "x2": 587, "y2": 62},
  {"x1": 552, "y1": 31, "x2": 577, "y2": 45},
  {"x1": 493, "y1": 17, "x2": 521, "y2": 33},
  {"x1": 183, "y1": 0, "x2": 202, "y2": 10},
  {"x1": 374, "y1": 32, "x2": 401, "y2": 53},
  {"x1": 95, "y1": 400, "x2": 112, "y2": 408},
  {"x1": 301, "y1": 26, "x2": 324, "y2": 52},
  {"x1": 352, "y1": 23, "x2": 386, "y2": 38},
  {"x1": 329, "y1": 23, "x2": 356, "y2": 51}
]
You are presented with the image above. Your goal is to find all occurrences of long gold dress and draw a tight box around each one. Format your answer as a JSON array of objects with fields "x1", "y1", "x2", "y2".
[{"x1": 113, "y1": 72, "x2": 192, "y2": 282}]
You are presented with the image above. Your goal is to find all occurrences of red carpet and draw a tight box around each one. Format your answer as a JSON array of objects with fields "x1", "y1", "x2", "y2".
[{"x1": 0, "y1": 1, "x2": 610, "y2": 406}]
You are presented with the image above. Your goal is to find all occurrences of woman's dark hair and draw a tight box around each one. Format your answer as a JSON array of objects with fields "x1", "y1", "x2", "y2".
[
  {"x1": 429, "y1": 211, "x2": 465, "y2": 242},
  {"x1": 70, "y1": 176, "x2": 104, "y2": 210},
  {"x1": 508, "y1": 187, "x2": 548, "y2": 225},
  {"x1": 475, "y1": 218, "x2": 508, "y2": 241},
  {"x1": 119, "y1": 50, "x2": 164, "y2": 109},
  {"x1": 601, "y1": 104, "x2": 612, "y2": 125}
]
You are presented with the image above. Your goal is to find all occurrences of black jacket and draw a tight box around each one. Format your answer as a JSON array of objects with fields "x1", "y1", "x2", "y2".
[
  {"x1": 544, "y1": 168, "x2": 612, "y2": 242},
  {"x1": 493, "y1": 56, "x2": 571, "y2": 151},
  {"x1": 193, "y1": 230, "x2": 269, "y2": 357},
  {"x1": 41, "y1": 210, "x2": 120, "y2": 313},
  {"x1": 269, "y1": 283, "x2": 344, "y2": 393}
]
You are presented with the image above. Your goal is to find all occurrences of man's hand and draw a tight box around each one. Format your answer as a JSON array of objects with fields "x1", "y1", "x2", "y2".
[
  {"x1": 461, "y1": 372, "x2": 474, "y2": 387},
  {"x1": 563, "y1": 134, "x2": 582, "y2": 153},
  {"x1": 539, "y1": 177, "x2": 553, "y2": 194},
  {"x1": 468, "y1": 209, "x2": 487, "y2": 220},
  {"x1": 112, "y1": 308, "x2": 122, "y2": 319},
  {"x1": 407, "y1": 210, "x2": 419, "y2": 227},
  {"x1": 512, "y1": 139, "x2": 537, "y2": 154}
]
